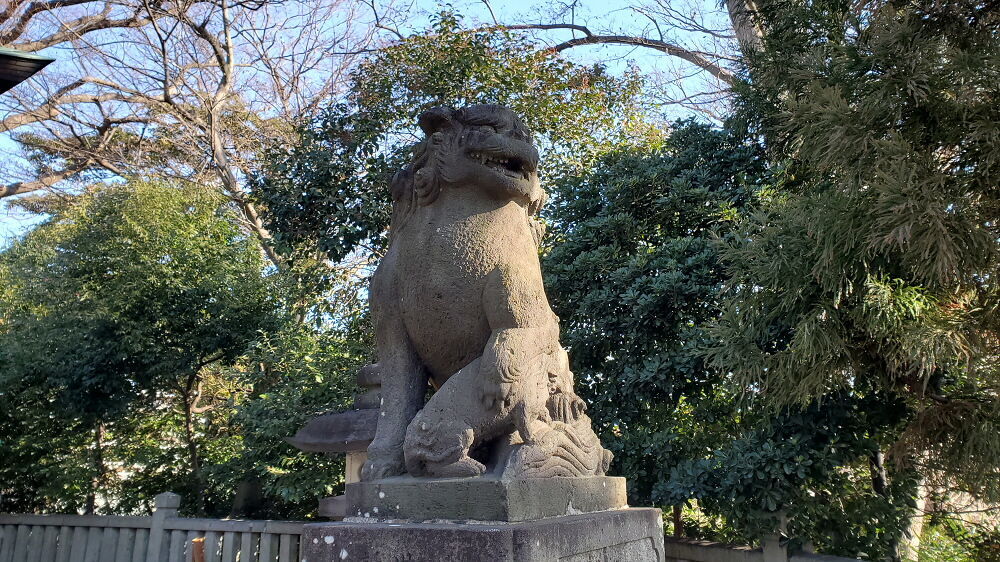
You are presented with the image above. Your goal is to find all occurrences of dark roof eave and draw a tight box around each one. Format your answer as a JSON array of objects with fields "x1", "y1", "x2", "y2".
[{"x1": 0, "y1": 47, "x2": 55, "y2": 95}]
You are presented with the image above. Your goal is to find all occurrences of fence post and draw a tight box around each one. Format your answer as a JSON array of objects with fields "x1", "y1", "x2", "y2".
[{"x1": 146, "y1": 492, "x2": 180, "y2": 562}]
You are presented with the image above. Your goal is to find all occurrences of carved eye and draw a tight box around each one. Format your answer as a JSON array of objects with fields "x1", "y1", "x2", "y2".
[{"x1": 478, "y1": 125, "x2": 498, "y2": 133}]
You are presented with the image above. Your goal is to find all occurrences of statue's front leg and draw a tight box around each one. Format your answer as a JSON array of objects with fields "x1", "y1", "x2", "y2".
[
  {"x1": 403, "y1": 265, "x2": 560, "y2": 478},
  {"x1": 363, "y1": 273, "x2": 429, "y2": 481},
  {"x1": 364, "y1": 329, "x2": 428, "y2": 480}
]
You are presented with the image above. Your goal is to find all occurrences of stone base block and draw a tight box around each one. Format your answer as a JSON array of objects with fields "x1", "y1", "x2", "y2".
[
  {"x1": 318, "y1": 495, "x2": 347, "y2": 519},
  {"x1": 346, "y1": 476, "x2": 626, "y2": 522},
  {"x1": 302, "y1": 508, "x2": 665, "y2": 562}
]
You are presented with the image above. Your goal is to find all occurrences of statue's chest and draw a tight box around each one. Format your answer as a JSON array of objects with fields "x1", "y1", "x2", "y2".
[
  {"x1": 403, "y1": 205, "x2": 534, "y2": 280},
  {"x1": 397, "y1": 223, "x2": 497, "y2": 314},
  {"x1": 390, "y1": 202, "x2": 543, "y2": 378}
]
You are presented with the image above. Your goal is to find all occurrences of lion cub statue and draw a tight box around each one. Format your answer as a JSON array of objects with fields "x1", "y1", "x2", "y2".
[{"x1": 362, "y1": 104, "x2": 612, "y2": 481}]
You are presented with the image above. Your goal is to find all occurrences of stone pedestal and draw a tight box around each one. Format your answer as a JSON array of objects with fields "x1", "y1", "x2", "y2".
[
  {"x1": 302, "y1": 508, "x2": 665, "y2": 562},
  {"x1": 346, "y1": 476, "x2": 626, "y2": 522}
]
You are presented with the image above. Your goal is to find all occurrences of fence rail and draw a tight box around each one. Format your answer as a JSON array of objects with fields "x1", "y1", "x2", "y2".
[
  {"x1": 0, "y1": 493, "x2": 304, "y2": 562},
  {"x1": 661, "y1": 536, "x2": 861, "y2": 562}
]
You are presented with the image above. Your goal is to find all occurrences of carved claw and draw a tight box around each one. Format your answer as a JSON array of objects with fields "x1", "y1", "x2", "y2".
[
  {"x1": 547, "y1": 392, "x2": 588, "y2": 423},
  {"x1": 425, "y1": 456, "x2": 487, "y2": 478},
  {"x1": 363, "y1": 445, "x2": 406, "y2": 481}
]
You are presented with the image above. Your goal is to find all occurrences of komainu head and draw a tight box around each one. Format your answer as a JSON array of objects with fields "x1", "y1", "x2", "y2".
[{"x1": 390, "y1": 105, "x2": 544, "y2": 218}]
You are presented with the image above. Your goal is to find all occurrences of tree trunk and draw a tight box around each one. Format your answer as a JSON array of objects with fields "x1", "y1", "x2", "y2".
[
  {"x1": 870, "y1": 451, "x2": 888, "y2": 496},
  {"x1": 229, "y1": 366, "x2": 271, "y2": 518},
  {"x1": 725, "y1": 0, "x2": 764, "y2": 53},
  {"x1": 230, "y1": 478, "x2": 265, "y2": 518},
  {"x1": 673, "y1": 504, "x2": 684, "y2": 537},
  {"x1": 181, "y1": 378, "x2": 206, "y2": 515},
  {"x1": 869, "y1": 451, "x2": 901, "y2": 562},
  {"x1": 900, "y1": 478, "x2": 927, "y2": 562},
  {"x1": 84, "y1": 423, "x2": 105, "y2": 515}
]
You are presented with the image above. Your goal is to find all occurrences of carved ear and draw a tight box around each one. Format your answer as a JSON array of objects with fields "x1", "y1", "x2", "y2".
[
  {"x1": 389, "y1": 167, "x2": 412, "y2": 203},
  {"x1": 418, "y1": 106, "x2": 455, "y2": 135}
]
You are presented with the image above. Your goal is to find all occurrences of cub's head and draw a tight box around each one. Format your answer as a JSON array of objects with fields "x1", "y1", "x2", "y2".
[{"x1": 391, "y1": 105, "x2": 543, "y2": 213}]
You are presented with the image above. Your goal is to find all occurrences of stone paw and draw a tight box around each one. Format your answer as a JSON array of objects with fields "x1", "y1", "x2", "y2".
[
  {"x1": 362, "y1": 454, "x2": 405, "y2": 481},
  {"x1": 425, "y1": 456, "x2": 487, "y2": 478}
]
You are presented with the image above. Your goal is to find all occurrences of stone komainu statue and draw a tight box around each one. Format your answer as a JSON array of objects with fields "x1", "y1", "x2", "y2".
[{"x1": 362, "y1": 104, "x2": 612, "y2": 481}]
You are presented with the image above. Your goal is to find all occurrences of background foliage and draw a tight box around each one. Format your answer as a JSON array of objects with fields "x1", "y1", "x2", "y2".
[
  {"x1": 0, "y1": 182, "x2": 360, "y2": 518},
  {"x1": 254, "y1": 11, "x2": 648, "y2": 262},
  {"x1": 0, "y1": 3, "x2": 997, "y2": 559},
  {"x1": 543, "y1": 120, "x2": 762, "y2": 507}
]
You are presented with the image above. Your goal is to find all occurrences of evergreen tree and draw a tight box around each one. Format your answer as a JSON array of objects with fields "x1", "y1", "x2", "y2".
[
  {"x1": 706, "y1": 0, "x2": 1000, "y2": 555},
  {"x1": 0, "y1": 182, "x2": 360, "y2": 517},
  {"x1": 543, "y1": 120, "x2": 765, "y2": 534}
]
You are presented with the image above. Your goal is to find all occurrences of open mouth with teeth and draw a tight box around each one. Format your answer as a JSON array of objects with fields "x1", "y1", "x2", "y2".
[{"x1": 468, "y1": 150, "x2": 532, "y2": 181}]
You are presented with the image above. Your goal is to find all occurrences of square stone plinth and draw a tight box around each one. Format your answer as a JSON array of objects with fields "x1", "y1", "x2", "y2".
[
  {"x1": 302, "y1": 508, "x2": 665, "y2": 562},
  {"x1": 346, "y1": 476, "x2": 626, "y2": 522}
]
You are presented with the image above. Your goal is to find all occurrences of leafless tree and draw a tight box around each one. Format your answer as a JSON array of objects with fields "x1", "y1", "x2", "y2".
[
  {"x1": 464, "y1": 0, "x2": 764, "y2": 120},
  {"x1": 2, "y1": 0, "x2": 765, "y2": 253},
  {"x1": 1, "y1": 0, "x2": 381, "y2": 263}
]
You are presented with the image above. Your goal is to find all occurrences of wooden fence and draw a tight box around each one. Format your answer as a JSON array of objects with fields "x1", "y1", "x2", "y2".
[
  {"x1": 662, "y1": 536, "x2": 861, "y2": 562},
  {"x1": 0, "y1": 493, "x2": 304, "y2": 562},
  {"x1": 1, "y1": 493, "x2": 865, "y2": 562}
]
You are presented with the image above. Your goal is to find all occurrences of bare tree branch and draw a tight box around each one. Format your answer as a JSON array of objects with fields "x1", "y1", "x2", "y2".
[
  {"x1": 551, "y1": 34, "x2": 734, "y2": 84},
  {"x1": 0, "y1": 78, "x2": 152, "y2": 130},
  {"x1": 0, "y1": 0, "x2": 96, "y2": 46},
  {"x1": 362, "y1": 0, "x2": 404, "y2": 41},
  {"x1": 2, "y1": 0, "x2": 374, "y2": 269},
  {"x1": 483, "y1": 23, "x2": 735, "y2": 85},
  {"x1": 2, "y1": 161, "x2": 91, "y2": 198},
  {"x1": 12, "y1": 12, "x2": 155, "y2": 52},
  {"x1": 480, "y1": 0, "x2": 499, "y2": 26}
]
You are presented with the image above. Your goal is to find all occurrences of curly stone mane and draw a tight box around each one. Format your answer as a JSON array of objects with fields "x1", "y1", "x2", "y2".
[
  {"x1": 389, "y1": 105, "x2": 544, "y2": 244},
  {"x1": 389, "y1": 106, "x2": 534, "y2": 232}
]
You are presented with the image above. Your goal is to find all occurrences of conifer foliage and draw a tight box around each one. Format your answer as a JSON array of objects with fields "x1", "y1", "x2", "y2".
[{"x1": 711, "y1": 0, "x2": 1000, "y2": 502}]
